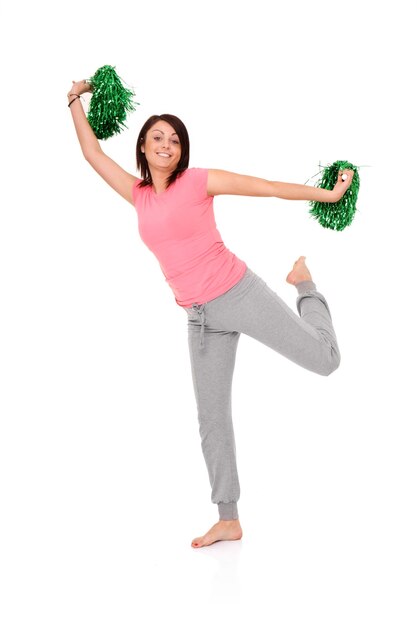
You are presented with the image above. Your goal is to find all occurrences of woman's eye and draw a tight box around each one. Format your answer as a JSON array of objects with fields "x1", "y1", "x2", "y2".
[
  {"x1": 171, "y1": 139, "x2": 179, "y2": 145},
  {"x1": 153, "y1": 136, "x2": 161, "y2": 141}
]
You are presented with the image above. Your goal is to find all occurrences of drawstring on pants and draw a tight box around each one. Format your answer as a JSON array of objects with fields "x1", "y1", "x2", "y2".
[{"x1": 191, "y1": 303, "x2": 207, "y2": 349}]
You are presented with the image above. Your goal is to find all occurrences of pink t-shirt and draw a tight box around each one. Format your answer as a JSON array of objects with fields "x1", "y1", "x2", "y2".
[{"x1": 132, "y1": 168, "x2": 247, "y2": 307}]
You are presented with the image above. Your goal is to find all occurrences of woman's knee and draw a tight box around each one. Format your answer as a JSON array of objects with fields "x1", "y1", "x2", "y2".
[{"x1": 321, "y1": 349, "x2": 341, "y2": 376}]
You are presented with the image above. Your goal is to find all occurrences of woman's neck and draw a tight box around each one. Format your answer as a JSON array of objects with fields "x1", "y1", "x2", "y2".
[{"x1": 150, "y1": 170, "x2": 170, "y2": 195}]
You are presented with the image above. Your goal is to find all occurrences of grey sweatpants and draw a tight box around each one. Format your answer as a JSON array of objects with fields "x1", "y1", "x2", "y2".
[{"x1": 184, "y1": 266, "x2": 341, "y2": 521}]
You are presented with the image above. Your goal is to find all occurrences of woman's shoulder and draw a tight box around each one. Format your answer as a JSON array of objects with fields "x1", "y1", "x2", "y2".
[
  {"x1": 181, "y1": 167, "x2": 208, "y2": 184},
  {"x1": 132, "y1": 177, "x2": 145, "y2": 203},
  {"x1": 180, "y1": 168, "x2": 209, "y2": 195},
  {"x1": 183, "y1": 167, "x2": 207, "y2": 176}
]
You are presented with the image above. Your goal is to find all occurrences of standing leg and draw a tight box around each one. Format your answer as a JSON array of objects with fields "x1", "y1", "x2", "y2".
[
  {"x1": 188, "y1": 321, "x2": 241, "y2": 516},
  {"x1": 186, "y1": 308, "x2": 243, "y2": 548}
]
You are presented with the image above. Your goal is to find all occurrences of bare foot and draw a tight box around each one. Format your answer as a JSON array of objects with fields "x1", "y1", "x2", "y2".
[
  {"x1": 286, "y1": 256, "x2": 313, "y2": 285},
  {"x1": 191, "y1": 519, "x2": 243, "y2": 549}
]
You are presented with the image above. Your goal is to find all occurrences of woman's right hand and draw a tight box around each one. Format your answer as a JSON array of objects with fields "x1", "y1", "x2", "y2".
[
  {"x1": 329, "y1": 169, "x2": 354, "y2": 203},
  {"x1": 67, "y1": 79, "x2": 92, "y2": 98}
]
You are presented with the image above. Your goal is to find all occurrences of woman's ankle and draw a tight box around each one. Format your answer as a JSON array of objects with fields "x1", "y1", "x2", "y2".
[
  {"x1": 218, "y1": 501, "x2": 239, "y2": 520},
  {"x1": 295, "y1": 280, "x2": 317, "y2": 294}
]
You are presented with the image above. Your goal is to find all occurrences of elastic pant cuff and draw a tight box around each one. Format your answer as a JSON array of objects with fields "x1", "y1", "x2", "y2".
[
  {"x1": 295, "y1": 280, "x2": 317, "y2": 295},
  {"x1": 218, "y1": 502, "x2": 239, "y2": 520}
]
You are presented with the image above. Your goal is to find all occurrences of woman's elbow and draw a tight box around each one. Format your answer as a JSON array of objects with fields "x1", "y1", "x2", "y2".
[{"x1": 84, "y1": 149, "x2": 100, "y2": 165}]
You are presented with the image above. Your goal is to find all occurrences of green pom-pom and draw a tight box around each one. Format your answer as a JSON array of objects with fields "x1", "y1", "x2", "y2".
[
  {"x1": 87, "y1": 65, "x2": 138, "y2": 140},
  {"x1": 309, "y1": 160, "x2": 360, "y2": 231}
]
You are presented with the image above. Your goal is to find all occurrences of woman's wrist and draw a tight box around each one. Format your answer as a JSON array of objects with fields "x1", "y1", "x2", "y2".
[
  {"x1": 319, "y1": 188, "x2": 338, "y2": 203},
  {"x1": 67, "y1": 93, "x2": 84, "y2": 108}
]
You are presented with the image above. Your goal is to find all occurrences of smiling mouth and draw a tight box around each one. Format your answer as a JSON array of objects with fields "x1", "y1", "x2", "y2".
[{"x1": 157, "y1": 152, "x2": 171, "y2": 158}]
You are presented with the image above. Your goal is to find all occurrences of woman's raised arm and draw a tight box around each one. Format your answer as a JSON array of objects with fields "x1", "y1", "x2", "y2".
[
  {"x1": 207, "y1": 169, "x2": 353, "y2": 203},
  {"x1": 68, "y1": 80, "x2": 137, "y2": 205}
]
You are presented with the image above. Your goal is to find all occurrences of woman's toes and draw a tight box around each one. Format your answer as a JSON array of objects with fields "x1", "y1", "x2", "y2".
[{"x1": 191, "y1": 536, "x2": 205, "y2": 548}]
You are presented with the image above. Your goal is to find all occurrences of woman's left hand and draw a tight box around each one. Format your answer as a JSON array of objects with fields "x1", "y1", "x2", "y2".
[
  {"x1": 330, "y1": 169, "x2": 354, "y2": 202},
  {"x1": 67, "y1": 79, "x2": 92, "y2": 99}
]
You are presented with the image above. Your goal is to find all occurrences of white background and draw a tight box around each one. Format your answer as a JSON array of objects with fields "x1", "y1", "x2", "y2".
[{"x1": 1, "y1": 0, "x2": 416, "y2": 624}]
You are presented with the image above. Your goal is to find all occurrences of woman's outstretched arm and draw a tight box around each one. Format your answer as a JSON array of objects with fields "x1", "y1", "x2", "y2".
[
  {"x1": 68, "y1": 80, "x2": 137, "y2": 205},
  {"x1": 207, "y1": 169, "x2": 353, "y2": 203}
]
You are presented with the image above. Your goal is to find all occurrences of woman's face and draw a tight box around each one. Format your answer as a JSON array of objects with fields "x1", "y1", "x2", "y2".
[{"x1": 141, "y1": 120, "x2": 182, "y2": 174}]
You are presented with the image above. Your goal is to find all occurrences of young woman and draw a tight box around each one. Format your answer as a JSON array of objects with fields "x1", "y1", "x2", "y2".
[{"x1": 68, "y1": 79, "x2": 353, "y2": 549}]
